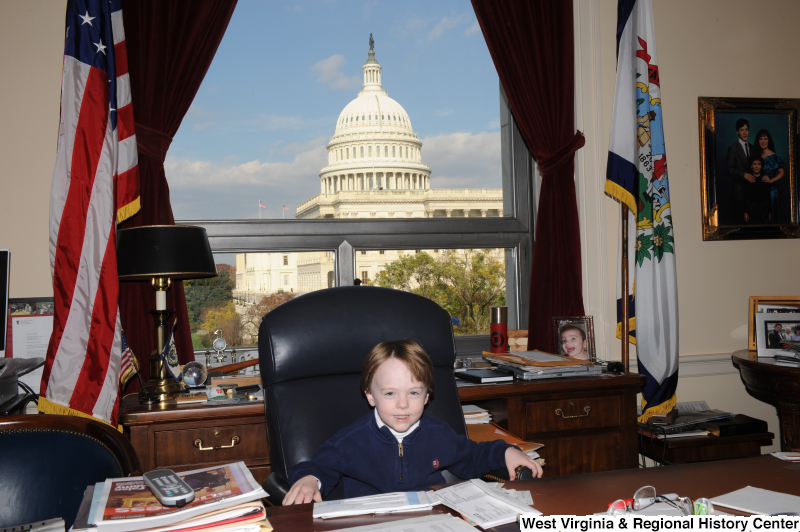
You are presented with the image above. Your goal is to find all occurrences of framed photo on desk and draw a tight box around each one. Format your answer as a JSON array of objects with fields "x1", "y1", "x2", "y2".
[
  {"x1": 552, "y1": 316, "x2": 595, "y2": 361},
  {"x1": 755, "y1": 312, "x2": 800, "y2": 357}
]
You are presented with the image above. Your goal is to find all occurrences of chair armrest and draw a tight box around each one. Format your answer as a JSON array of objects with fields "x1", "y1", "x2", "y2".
[{"x1": 261, "y1": 473, "x2": 291, "y2": 506}]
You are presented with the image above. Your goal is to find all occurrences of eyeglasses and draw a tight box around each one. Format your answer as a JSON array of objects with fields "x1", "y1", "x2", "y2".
[{"x1": 607, "y1": 486, "x2": 697, "y2": 516}]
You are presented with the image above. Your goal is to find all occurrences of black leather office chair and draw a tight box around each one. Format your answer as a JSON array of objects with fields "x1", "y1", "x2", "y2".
[
  {"x1": 258, "y1": 286, "x2": 528, "y2": 505},
  {"x1": 0, "y1": 414, "x2": 141, "y2": 529}
]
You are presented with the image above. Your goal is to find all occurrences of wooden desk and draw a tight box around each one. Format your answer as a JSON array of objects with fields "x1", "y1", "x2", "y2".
[
  {"x1": 459, "y1": 373, "x2": 645, "y2": 476},
  {"x1": 119, "y1": 374, "x2": 644, "y2": 484},
  {"x1": 732, "y1": 349, "x2": 800, "y2": 451},
  {"x1": 263, "y1": 455, "x2": 800, "y2": 529},
  {"x1": 118, "y1": 395, "x2": 270, "y2": 484},
  {"x1": 639, "y1": 431, "x2": 774, "y2": 465}
]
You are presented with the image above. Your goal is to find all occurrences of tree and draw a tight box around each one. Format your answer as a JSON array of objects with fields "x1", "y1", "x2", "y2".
[
  {"x1": 184, "y1": 268, "x2": 235, "y2": 332},
  {"x1": 200, "y1": 302, "x2": 243, "y2": 347},
  {"x1": 240, "y1": 292, "x2": 297, "y2": 344},
  {"x1": 369, "y1": 250, "x2": 505, "y2": 335}
]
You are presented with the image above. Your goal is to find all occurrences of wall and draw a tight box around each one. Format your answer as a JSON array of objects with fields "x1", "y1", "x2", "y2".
[
  {"x1": 0, "y1": 1, "x2": 63, "y2": 298},
  {"x1": 579, "y1": 0, "x2": 800, "y2": 451}
]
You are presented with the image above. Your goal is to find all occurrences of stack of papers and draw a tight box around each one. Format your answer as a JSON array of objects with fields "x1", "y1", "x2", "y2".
[
  {"x1": 435, "y1": 479, "x2": 540, "y2": 528},
  {"x1": 324, "y1": 514, "x2": 477, "y2": 532},
  {"x1": 313, "y1": 491, "x2": 440, "y2": 519},
  {"x1": 462, "y1": 405, "x2": 491, "y2": 424},
  {"x1": 710, "y1": 486, "x2": 800, "y2": 515},
  {"x1": 482, "y1": 351, "x2": 602, "y2": 380},
  {"x1": 72, "y1": 462, "x2": 269, "y2": 532},
  {"x1": 771, "y1": 451, "x2": 800, "y2": 462}
]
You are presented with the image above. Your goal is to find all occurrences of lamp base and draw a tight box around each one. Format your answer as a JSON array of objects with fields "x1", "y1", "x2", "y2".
[{"x1": 145, "y1": 351, "x2": 185, "y2": 403}]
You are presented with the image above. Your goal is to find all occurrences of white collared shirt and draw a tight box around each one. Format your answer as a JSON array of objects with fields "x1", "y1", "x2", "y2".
[
  {"x1": 739, "y1": 138, "x2": 750, "y2": 158},
  {"x1": 374, "y1": 408, "x2": 420, "y2": 443}
]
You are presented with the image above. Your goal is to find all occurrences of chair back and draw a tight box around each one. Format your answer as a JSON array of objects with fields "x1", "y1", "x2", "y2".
[
  {"x1": 0, "y1": 414, "x2": 140, "y2": 529},
  {"x1": 258, "y1": 286, "x2": 465, "y2": 498}
]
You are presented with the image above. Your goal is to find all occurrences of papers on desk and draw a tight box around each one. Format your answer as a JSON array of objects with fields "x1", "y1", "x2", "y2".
[
  {"x1": 771, "y1": 451, "x2": 800, "y2": 462},
  {"x1": 462, "y1": 405, "x2": 491, "y2": 424},
  {"x1": 710, "y1": 486, "x2": 800, "y2": 515},
  {"x1": 313, "y1": 491, "x2": 440, "y2": 519},
  {"x1": 327, "y1": 514, "x2": 476, "y2": 532},
  {"x1": 434, "y1": 478, "x2": 540, "y2": 528}
]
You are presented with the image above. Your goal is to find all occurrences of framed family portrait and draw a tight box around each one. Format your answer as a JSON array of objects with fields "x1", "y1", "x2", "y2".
[
  {"x1": 552, "y1": 316, "x2": 595, "y2": 361},
  {"x1": 748, "y1": 296, "x2": 800, "y2": 350},
  {"x1": 698, "y1": 97, "x2": 799, "y2": 240},
  {"x1": 755, "y1": 312, "x2": 800, "y2": 358}
]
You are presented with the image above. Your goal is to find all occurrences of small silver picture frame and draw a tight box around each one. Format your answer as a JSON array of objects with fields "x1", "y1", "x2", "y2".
[{"x1": 755, "y1": 312, "x2": 800, "y2": 357}]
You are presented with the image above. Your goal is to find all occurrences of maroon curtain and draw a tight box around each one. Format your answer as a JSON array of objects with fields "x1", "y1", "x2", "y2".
[
  {"x1": 119, "y1": 0, "x2": 237, "y2": 392},
  {"x1": 471, "y1": 0, "x2": 586, "y2": 351}
]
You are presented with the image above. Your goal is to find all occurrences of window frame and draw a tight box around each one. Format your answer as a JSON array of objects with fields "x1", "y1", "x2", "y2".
[{"x1": 180, "y1": 88, "x2": 537, "y2": 357}]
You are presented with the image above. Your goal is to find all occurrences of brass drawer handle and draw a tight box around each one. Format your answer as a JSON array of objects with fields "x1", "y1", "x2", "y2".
[
  {"x1": 194, "y1": 435, "x2": 240, "y2": 450},
  {"x1": 555, "y1": 406, "x2": 591, "y2": 419}
]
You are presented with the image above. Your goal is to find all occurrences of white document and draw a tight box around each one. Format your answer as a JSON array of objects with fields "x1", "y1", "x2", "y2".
[
  {"x1": 313, "y1": 491, "x2": 439, "y2": 519},
  {"x1": 10, "y1": 315, "x2": 52, "y2": 390},
  {"x1": 328, "y1": 514, "x2": 475, "y2": 532},
  {"x1": 461, "y1": 405, "x2": 488, "y2": 415},
  {"x1": 711, "y1": 486, "x2": 800, "y2": 515},
  {"x1": 435, "y1": 479, "x2": 540, "y2": 528}
]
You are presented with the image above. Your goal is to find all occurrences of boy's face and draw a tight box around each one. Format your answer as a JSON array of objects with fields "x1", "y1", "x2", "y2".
[
  {"x1": 737, "y1": 124, "x2": 749, "y2": 142},
  {"x1": 365, "y1": 357, "x2": 429, "y2": 433},
  {"x1": 751, "y1": 160, "x2": 762, "y2": 174}
]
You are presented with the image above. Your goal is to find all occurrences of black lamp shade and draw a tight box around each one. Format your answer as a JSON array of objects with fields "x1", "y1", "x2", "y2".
[{"x1": 117, "y1": 225, "x2": 217, "y2": 281}]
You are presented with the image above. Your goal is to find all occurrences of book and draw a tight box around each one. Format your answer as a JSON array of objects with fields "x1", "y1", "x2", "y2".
[
  {"x1": 312, "y1": 491, "x2": 440, "y2": 519},
  {"x1": 699, "y1": 414, "x2": 768, "y2": 437},
  {"x1": 455, "y1": 369, "x2": 513, "y2": 383},
  {"x1": 466, "y1": 422, "x2": 543, "y2": 455},
  {"x1": 91, "y1": 462, "x2": 267, "y2": 532}
]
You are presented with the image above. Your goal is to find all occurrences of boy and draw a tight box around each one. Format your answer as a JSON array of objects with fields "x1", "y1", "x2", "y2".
[
  {"x1": 283, "y1": 340, "x2": 542, "y2": 505},
  {"x1": 560, "y1": 324, "x2": 589, "y2": 360}
]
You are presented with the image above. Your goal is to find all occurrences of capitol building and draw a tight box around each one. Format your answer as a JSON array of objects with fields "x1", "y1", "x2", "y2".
[{"x1": 236, "y1": 39, "x2": 502, "y2": 298}]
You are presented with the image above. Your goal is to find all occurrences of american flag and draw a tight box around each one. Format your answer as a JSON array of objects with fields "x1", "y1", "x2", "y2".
[
  {"x1": 41, "y1": 0, "x2": 139, "y2": 426},
  {"x1": 259, "y1": 200, "x2": 266, "y2": 209},
  {"x1": 282, "y1": 205, "x2": 290, "y2": 211},
  {"x1": 119, "y1": 330, "x2": 138, "y2": 390}
]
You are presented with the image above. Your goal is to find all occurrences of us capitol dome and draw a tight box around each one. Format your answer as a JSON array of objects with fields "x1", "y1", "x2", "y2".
[{"x1": 295, "y1": 37, "x2": 501, "y2": 220}]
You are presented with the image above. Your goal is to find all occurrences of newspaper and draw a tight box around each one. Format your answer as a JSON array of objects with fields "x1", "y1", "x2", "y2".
[
  {"x1": 434, "y1": 479, "x2": 540, "y2": 528},
  {"x1": 92, "y1": 462, "x2": 267, "y2": 532},
  {"x1": 313, "y1": 491, "x2": 440, "y2": 519}
]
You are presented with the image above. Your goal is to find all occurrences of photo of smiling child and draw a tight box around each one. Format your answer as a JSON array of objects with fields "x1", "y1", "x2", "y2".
[{"x1": 552, "y1": 316, "x2": 595, "y2": 361}]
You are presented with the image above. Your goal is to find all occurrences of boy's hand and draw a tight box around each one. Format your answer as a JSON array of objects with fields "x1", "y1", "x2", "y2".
[
  {"x1": 283, "y1": 475, "x2": 322, "y2": 505},
  {"x1": 504, "y1": 447, "x2": 543, "y2": 479}
]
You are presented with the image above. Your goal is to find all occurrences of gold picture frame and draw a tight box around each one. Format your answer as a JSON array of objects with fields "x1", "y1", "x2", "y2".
[
  {"x1": 698, "y1": 97, "x2": 799, "y2": 241},
  {"x1": 748, "y1": 296, "x2": 800, "y2": 350}
]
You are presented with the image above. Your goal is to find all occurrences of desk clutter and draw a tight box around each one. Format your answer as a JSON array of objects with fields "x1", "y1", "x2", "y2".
[
  {"x1": 637, "y1": 400, "x2": 768, "y2": 440},
  {"x1": 454, "y1": 349, "x2": 603, "y2": 385},
  {"x1": 69, "y1": 462, "x2": 270, "y2": 532}
]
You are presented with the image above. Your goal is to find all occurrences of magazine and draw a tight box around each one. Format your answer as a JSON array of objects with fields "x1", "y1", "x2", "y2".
[{"x1": 92, "y1": 462, "x2": 267, "y2": 532}]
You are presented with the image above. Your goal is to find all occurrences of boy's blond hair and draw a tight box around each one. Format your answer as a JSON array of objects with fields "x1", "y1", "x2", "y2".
[{"x1": 361, "y1": 340, "x2": 435, "y2": 396}]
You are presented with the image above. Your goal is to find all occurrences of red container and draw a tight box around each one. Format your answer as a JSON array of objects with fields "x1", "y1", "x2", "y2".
[{"x1": 490, "y1": 322, "x2": 508, "y2": 353}]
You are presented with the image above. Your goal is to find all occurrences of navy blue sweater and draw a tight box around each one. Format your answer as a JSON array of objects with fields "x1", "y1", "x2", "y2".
[{"x1": 289, "y1": 411, "x2": 511, "y2": 498}]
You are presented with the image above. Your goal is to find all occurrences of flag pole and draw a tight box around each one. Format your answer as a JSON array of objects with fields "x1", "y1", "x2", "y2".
[{"x1": 621, "y1": 204, "x2": 630, "y2": 372}]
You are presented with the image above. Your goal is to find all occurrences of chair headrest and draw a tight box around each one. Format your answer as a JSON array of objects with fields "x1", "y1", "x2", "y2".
[{"x1": 259, "y1": 286, "x2": 456, "y2": 385}]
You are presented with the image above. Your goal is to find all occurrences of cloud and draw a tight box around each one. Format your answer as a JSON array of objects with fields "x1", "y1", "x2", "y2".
[
  {"x1": 193, "y1": 121, "x2": 215, "y2": 131},
  {"x1": 464, "y1": 21, "x2": 481, "y2": 36},
  {"x1": 434, "y1": 109, "x2": 453, "y2": 117},
  {"x1": 280, "y1": 137, "x2": 328, "y2": 154},
  {"x1": 422, "y1": 131, "x2": 501, "y2": 188},
  {"x1": 311, "y1": 55, "x2": 361, "y2": 90},
  {"x1": 428, "y1": 14, "x2": 467, "y2": 41},
  {"x1": 165, "y1": 143, "x2": 328, "y2": 190}
]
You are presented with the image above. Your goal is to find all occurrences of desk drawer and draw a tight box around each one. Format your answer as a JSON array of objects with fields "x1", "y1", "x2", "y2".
[
  {"x1": 525, "y1": 395, "x2": 620, "y2": 434},
  {"x1": 153, "y1": 423, "x2": 268, "y2": 469}
]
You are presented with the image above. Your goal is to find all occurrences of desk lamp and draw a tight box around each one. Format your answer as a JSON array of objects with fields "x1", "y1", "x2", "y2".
[{"x1": 117, "y1": 225, "x2": 217, "y2": 403}]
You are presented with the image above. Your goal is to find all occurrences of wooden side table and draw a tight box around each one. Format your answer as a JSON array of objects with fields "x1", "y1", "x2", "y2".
[
  {"x1": 732, "y1": 349, "x2": 800, "y2": 451},
  {"x1": 118, "y1": 395, "x2": 270, "y2": 484},
  {"x1": 459, "y1": 373, "x2": 645, "y2": 477},
  {"x1": 639, "y1": 431, "x2": 774, "y2": 465}
]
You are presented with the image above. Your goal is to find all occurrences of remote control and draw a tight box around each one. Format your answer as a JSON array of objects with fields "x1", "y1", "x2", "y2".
[{"x1": 143, "y1": 469, "x2": 195, "y2": 507}]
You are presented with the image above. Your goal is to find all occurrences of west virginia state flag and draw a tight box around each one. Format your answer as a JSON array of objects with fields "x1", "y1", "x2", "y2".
[{"x1": 605, "y1": 0, "x2": 679, "y2": 423}]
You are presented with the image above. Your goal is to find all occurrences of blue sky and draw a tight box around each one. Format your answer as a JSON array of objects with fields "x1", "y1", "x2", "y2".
[{"x1": 168, "y1": 0, "x2": 501, "y2": 221}]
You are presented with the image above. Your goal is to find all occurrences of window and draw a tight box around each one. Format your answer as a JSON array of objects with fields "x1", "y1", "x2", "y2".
[
  {"x1": 360, "y1": 250, "x2": 366, "y2": 255},
  {"x1": 361, "y1": 271, "x2": 369, "y2": 282},
  {"x1": 283, "y1": 255, "x2": 288, "y2": 266},
  {"x1": 173, "y1": 3, "x2": 535, "y2": 354}
]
